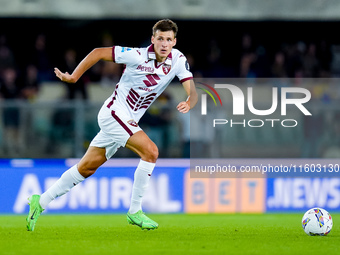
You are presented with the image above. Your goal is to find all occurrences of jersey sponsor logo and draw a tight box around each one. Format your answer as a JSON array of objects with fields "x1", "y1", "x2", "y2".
[
  {"x1": 139, "y1": 87, "x2": 154, "y2": 92},
  {"x1": 143, "y1": 74, "x2": 160, "y2": 87},
  {"x1": 162, "y1": 65, "x2": 171, "y2": 75},
  {"x1": 137, "y1": 65, "x2": 154, "y2": 73},
  {"x1": 127, "y1": 120, "x2": 138, "y2": 127}
]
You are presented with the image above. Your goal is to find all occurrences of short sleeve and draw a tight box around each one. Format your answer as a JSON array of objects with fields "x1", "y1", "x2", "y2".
[
  {"x1": 176, "y1": 55, "x2": 193, "y2": 83},
  {"x1": 113, "y1": 46, "x2": 141, "y2": 66}
]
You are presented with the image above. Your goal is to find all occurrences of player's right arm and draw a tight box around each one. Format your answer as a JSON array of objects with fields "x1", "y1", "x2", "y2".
[{"x1": 54, "y1": 47, "x2": 113, "y2": 83}]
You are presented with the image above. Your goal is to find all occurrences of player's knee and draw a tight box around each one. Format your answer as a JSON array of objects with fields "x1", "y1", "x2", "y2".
[
  {"x1": 78, "y1": 157, "x2": 101, "y2": 178},
  {"x1": 145, "y1": 143, "x2": 159, "y2": 163},
  {"x1": 78, "y1": 165, "x2": 97, "y2": 178},
  {"x1": 151, "y1": 145, "x2": 159, "y2": 162}
]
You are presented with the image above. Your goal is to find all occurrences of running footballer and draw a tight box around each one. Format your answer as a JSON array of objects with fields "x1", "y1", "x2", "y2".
[{"x1": 26, "y1": 19, "x2": 198, "y2": 231}]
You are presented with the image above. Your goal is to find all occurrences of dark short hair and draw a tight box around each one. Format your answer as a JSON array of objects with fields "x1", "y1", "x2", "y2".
[{"x1": 152, "y1": 19, "x2": 178, "y2": 37}]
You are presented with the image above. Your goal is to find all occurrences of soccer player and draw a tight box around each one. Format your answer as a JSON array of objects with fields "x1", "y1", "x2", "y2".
[{"x1": 26, "y1": 19, "x2": 198, "y2": 231}]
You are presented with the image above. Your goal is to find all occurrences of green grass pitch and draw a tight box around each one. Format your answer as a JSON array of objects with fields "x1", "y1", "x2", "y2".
[{"x1": 0, "y1": 213, "x2": 338, "y2": 255}]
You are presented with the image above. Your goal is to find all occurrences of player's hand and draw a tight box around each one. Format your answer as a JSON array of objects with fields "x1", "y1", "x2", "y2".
[
  {"x1": 177, "y1": 101, "x2": 190, "y2": 113},
  {"x1": 54, "y1": 67, "x2": 76, "y2": 83}
]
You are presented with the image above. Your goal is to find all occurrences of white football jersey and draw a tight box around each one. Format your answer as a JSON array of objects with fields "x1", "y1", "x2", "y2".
[{"x1": 105, "y1": 44, "x2": 193, "y2": 122}]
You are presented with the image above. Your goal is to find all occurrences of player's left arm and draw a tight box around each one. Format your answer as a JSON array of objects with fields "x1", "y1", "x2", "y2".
[{"x1": 177, "y1": 79, "x2": 198, "y2": 113}]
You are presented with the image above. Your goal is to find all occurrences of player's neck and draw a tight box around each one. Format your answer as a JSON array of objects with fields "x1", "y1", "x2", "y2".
[
  {"x1": 156, "y1": 58, "x2": 166, "y2": 64},
  {"x1": 156, "y1": 56, "x2": 166, "y2": 63}
]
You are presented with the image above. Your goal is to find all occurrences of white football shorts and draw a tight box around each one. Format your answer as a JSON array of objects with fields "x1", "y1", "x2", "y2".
[{"x1": 89, "y1": 103, "x2": 142, "y2": 159}]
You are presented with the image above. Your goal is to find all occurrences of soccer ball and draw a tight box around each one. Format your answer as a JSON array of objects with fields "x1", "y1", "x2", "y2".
[{"x1": 301, "y1": 208, "x2": 333, "y2": 236}]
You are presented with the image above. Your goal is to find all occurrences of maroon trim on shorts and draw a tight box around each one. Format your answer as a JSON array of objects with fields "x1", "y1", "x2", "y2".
[
  {"x1": 112, "y1": 46, "x2": 116, "y2": 62},
  {"x1": 180, "y1": 77, "x2": 193, "y2": 83},
  {"x1": 111, "y1": 110, "x2": 133, "y2": 136}
]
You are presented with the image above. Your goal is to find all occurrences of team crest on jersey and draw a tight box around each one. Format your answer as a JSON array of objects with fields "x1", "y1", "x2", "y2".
[
  {"x1": 162, "y1": 64, "x2": 171, "y2": 75},
  {"x1": 127, "y1": 119, "x2": 138, "y2": 127}
]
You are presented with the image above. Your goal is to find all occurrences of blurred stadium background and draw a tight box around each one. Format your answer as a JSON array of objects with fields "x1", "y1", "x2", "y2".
[
  {"x1": 1, "y1": 0, "x2": 340, "y2": 216},
  {"x1": 1, "y1": 0, "x2": 340, "y2": 159}
]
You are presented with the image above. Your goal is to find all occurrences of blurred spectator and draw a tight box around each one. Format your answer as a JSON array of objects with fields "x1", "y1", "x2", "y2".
[
  {"x1": 0, "y1": 35, "x2": 16, "y2": 74},
  {"x1": 253, "y1": 45, "x2": 271, "y2": 77},
  {"x1": 271, "y1": 51, "x2": 287, "y2": 78},
  {"x1": 89, "y1": 32, "x2": 123, "y2": 86},
  {"x1": 0, "y1": 68, "x2": 23, "y2": 155},
  {"x1": 239, "y1": 53, "x2": 257, "y2": 78},
  {"x1": 239, "y1": 34, "x2": 257, "y2": 78},
  {"x1": 88, "y1": 32, "x2": 113, "y2": 83},
  {"x1": 101, "y1": 32, "x2": 114, "y2": 47},
  {"x1": 302, "y1": 43, "x2": 319, "y2": 77},
  {"x1": 60, "y1": 48, "x2": 88, "y2": 100},
  {"x1": 284, "y1": 42, "x2": 304, "y2": 78},
  {"x1": 0, "y1": 67, "x2": 23, "y2": 100},
  {"x1": 185, "y1": 53, "x2": 203, "y2": 78},
  {"x1": 100, "y1": 60, "x2": 123, "y2": 87},
  {"x1": 270, "y1": 51, "x2": 290, "y2": 94},
  {"x1": 31, "y1": 34, "x2": 53, "y2": 82},
  {"x1": 204, "y1": 39, "x2": 225, "y2": 77},
  {"x1": 240, "y1": 33, "x2": 256, "y2": 55},
  {"x1": 317, "y1": 40, "x2": 332, "y2": 78},
  {"x1": 100, "y1": 32, "x2": 123, "y2": 87},
  {"x1": 21, "y1": 64, "x2": 40, "y2": 102}
]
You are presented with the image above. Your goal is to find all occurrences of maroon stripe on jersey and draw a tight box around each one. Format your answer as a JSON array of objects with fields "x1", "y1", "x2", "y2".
[
  {"x1": 141, "y1": 99, "x2": 154, "y2": 105},
  {"x1": 107, "y1": 83, "x2": 119, "y2": 108},
  {"x1": 107, "y1": 100, "x2": 113, "y2": 108},
  {"x1": 127, "y1": 95, "x2": 135, "y2": 104},
  {"x1": 180, "y1": 77, "x2": 193, "y2": 83},
  {"x1": 111, "y1": 110, "x2": 133, "y2": 136},
  {"x1": 147, "y1": 44, "x2": 155, "y2": 54},
  {"x1": 146, "y1": 93, "x2": 157, "y2": 98},
  {"x1": 130, "y1": 88, "x2": 139, "y2": 97},
  {"x1": 112, "y1": 46, "x2": 116, "y2": 62},
  {"x1": 167, "y1": 52, "x2": 172, "y2": 60},
  {"x1": 154, "y1": 61, "x2": 163, "y2": 69},
  {"x1": 129, "y1": 91, "x2": 138, "y2": 102},
  {"x1": 126, "y1": 99, "x2": 135, "y2": 110}
]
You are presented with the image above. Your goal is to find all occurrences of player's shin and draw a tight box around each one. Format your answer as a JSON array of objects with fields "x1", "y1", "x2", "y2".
[
  {"x1": 39, "y1": 164, "x2": 85, "y2": 209},
  {"x1": 129, "y1": 159, "x2": 155, "y2": 214}
]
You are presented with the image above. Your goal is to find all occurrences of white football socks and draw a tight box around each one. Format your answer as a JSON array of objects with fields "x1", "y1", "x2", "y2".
[
  {"x1": 129, "y1": 159, "x2": 155, "y2": 214},
  {"x1": 39, "y1": 164, "x2": 85, "y2": 209}
]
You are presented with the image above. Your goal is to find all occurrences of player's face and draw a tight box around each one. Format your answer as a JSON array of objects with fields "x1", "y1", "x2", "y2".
[{"x1": 152, "y1": 30, "x2": 176, "y2": 62}]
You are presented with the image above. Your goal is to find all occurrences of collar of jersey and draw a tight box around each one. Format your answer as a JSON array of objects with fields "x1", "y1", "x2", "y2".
[{"x1": 147, "y1": 44, "x2": 172, "y2": 66}]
